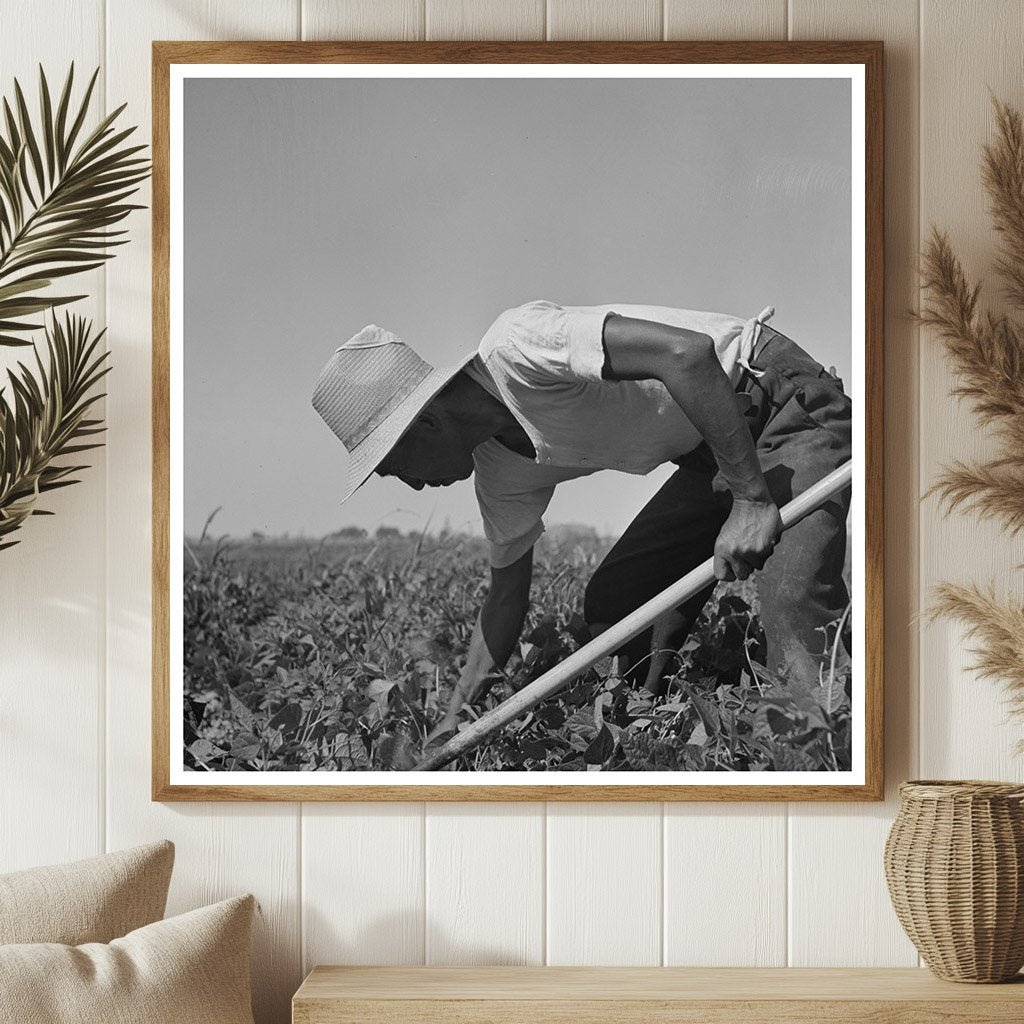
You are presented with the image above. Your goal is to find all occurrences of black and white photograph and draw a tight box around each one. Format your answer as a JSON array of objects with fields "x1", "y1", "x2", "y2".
[{"x1": 158, "y1": 46, "x2": 881, "y2": 797}]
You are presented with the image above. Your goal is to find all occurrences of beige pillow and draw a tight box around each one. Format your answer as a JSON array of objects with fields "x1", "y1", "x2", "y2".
[
  {"x1": 0, "y1": 840, "x2": 174, "y2": 945},
  {"x1": 0, "y1": 893, "x2": 257, "y2": 1024}
]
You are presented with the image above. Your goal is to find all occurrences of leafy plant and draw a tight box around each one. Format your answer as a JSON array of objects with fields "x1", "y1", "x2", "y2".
[
  {"x1": 182, "y1": 533, "x2": 851, "y2": 773},
  {"x1": 0, "y1": 313, "x2": 109, "y2": 550},
  {"x1": 915, "y1": 95, "x2": 1024, "y2": 732},
  {"x1": 0, "y1": 64, "x2": 149, "y2": 548},
  {"x1": 0, "y1": 64, "x2": 148, "y2": 346}
]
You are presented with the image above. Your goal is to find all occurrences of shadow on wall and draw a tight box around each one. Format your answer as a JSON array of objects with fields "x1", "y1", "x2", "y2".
[
  {"x1": 165, "y1": 0, "x2": 261, "y2": 37},
  {"x1": 301, "y1": 904, "x2": 531, "y2": 972}
]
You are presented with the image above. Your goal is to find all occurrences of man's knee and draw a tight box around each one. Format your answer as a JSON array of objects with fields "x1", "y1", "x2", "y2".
[{"x1": 760, "y1": 569, "x2": 849, "y2": 671}]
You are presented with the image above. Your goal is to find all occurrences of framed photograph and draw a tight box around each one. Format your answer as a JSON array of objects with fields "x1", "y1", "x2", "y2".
[{"x1": 153, "y1": 41, "x2": 883, "y2": 801}]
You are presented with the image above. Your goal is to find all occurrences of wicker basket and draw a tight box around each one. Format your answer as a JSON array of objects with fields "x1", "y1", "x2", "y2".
[{"x1": 884, "y1": 780, "x2": 1024, "y2": 982}]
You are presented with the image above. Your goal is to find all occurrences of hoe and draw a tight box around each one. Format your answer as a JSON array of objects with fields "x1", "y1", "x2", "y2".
[{"x1": 415, "y1": 461, "x2": 854, "y2": 772}]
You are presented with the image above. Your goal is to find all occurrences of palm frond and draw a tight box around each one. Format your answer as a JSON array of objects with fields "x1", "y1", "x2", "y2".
[
  {"x1": 0, "y1": 311, "x2": 109, "y2": 548},
  {"x1": 0, "y1": 64, "x2": 149, "y2": 346}
]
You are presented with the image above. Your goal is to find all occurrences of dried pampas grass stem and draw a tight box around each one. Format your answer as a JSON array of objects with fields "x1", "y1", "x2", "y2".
[
  {"x1": 917, "y1": 95, "x2": 1024, "y2": 736},
  {"x1": 931, "y1": 583, "x2": 1024, "y2": 729}
]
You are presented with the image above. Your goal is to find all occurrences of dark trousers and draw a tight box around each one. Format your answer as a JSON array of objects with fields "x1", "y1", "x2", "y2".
[{"x1": 582, "y1": 324, "x2": 853, "y2": 689}]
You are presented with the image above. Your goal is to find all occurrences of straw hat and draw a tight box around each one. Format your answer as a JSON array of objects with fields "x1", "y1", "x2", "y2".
[{"x1": 312, "y1": 324, "x2": 476, "y2": 503}]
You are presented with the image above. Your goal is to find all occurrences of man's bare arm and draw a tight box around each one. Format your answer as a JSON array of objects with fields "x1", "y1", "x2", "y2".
[
  {"x1": 430, "y1": 547, "x2": 533, "y2": 736},
  {"x1": 601, "y1": 314, "x2": 782, "y2": 580}
]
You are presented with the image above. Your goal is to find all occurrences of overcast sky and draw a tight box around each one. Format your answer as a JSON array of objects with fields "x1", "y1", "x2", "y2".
[{"x1": 183, "y1": 74, "x2": 851, "y2": 539}]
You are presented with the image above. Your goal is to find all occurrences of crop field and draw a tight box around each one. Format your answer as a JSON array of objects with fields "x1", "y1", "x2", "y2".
[{"x1": 183, "y1": 530, "x2": 852, "y2": 773}]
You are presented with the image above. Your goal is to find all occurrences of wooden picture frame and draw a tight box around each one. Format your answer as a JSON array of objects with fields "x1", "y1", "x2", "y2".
[{"x1": 153, "y1": 40, "x2": 883, "y2": 801}]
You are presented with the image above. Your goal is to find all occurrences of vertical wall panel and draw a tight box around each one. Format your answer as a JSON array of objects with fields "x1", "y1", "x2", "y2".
[
  {"x1": 664, "y1": 805, "x2": 787, "y2": 966},
  {"x1": 426, "y1": 803, "x2": 545, "y2": 964},
  {"x1": 665, "y1": 0, "x2": 786, "y2": 40},
  {"x1": 303, "y1": 0, "x2": 424, "y2": 40},
  {"x1": 416, "y1": 1, "x2": 549, "y2": 974},
  {"x1": 104, "y1": 4, "x2": 302, "y2": 1023},
  {"x1": 918, "y1": 0, "x2": 1024, "y2": 780},
  {"x1": 787, "y1": 0, "x2": 921, "y2": 967},
  {"x1": 0, "y1": 4, "x2": 107, "y2": 876},
  {"x1": 547, "y1": 804, "x2": 662, "y2": 965},
  {"x1": 660, "y1": 5, "x2": 787, "y2": 969},
  {"x1": 0, "y1": 1, "x2": 106, "y2": 875},
  {"x1": 303, "y1": 805, "x2": 425, "y2": 970},
  {"x1": 296, "y1": 13, "x2": 429, "y2": 992},
  {"x1": 547, "y1": 0, "x2": 663, "y2": 41},
  {"x1": 427, "y1": 0, "x2": 545, "y2": 40}
]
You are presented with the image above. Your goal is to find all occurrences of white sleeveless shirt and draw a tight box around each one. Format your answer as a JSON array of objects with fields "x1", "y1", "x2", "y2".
[{"x1": 466, "y1": 299, "x2": 775, "y2": 567}]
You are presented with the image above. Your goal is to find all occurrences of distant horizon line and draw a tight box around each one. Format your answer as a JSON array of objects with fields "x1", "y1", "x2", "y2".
[{"x1": 184, "y1": 520, "x2": 610, "y2": 543}]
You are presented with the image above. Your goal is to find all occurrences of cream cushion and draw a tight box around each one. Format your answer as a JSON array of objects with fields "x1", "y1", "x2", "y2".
[
  {"x1": 0, "y1": 840, "x2": 174, "y2": 945},
  {"x1": 0, "y1": 893, "x2": 257, "y2": 1024}
]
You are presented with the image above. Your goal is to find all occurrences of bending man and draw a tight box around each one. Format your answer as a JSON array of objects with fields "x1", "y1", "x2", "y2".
[{"x1": 313, "y1": 300, "x2": 852, "y2": 736}]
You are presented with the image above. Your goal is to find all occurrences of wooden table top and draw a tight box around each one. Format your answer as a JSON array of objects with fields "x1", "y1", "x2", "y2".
[{"x1": 295, "y1": 965, "x2": 1024, "y2": 1002}]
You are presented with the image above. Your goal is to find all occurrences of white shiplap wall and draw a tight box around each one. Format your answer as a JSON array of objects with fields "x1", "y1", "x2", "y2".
[{"x1": 3, "y1": 2, "x2": 1023, "y2": 1022}]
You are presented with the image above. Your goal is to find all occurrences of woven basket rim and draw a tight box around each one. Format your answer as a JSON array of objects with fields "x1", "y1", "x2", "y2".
[{"x1": 900, "y1": 778, "x2": 1024, "y2": 800}]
